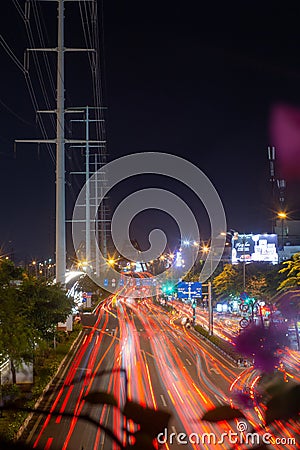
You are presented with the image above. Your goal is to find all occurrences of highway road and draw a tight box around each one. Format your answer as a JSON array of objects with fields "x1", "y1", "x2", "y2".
[
  {"x1": 172, "y1": 299, "x2": 300, "y2": 379},
  {"x1": 21, "y1": 294, "x2": 298, "y2": 450}
]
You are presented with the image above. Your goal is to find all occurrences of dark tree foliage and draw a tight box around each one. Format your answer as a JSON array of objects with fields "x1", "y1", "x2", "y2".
[
  {"x1": 0, "y1": 259, "x2": 74, "y2": 382},
  {"x1": 0, "y1": 259, "x2": 23, "y2": 286},
  {"x1": 19, "y1": 278, "x2": 74, "y2": 339}
]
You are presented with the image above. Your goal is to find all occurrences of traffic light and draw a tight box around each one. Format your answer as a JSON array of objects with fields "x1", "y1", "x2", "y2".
[
  {"x1": 161, "y1": 283, "x2": 175, "y2": 295},
  {"x1": 166, "y1": 284, "x2": 173, "y2": 293}
]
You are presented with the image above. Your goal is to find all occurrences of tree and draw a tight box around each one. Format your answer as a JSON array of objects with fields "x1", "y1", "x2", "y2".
[
  {"x1": 260, "y1": 262, "x2": 285, "y2": 299},
  {"x1": 0, "y1": 259, "x2": 74, "y2": 382},
  {"x1": 213, "y1": 264, "x2": 243, "y2": 297},
  {"x1": 19, "y1": 278, "x2": 74, "y2": 340},
  {"x1": 245, "y1": 274, "x2": 267, "y2": 300},
  {"x1": 0, "y1": 259, "x2": 31, "y2": 383},
  {"x1": 213, "y1": 262, "x2": 280, "y2": 301},
  {"x1": 276, "y1": 253, "x2": 300, "y2": 350},
  {"x1": 277, "y1": 252, "x2": 300, "y2": 291},
  {"x1": 0, "y1": 258, "x2": 23, "y2": 286},
  {"x1": 0, "y1": 285, "x2": 36, "y2": 383}
]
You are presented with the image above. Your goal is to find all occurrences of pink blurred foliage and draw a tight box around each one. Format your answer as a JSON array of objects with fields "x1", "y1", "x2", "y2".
[{"x1": 234, "y1": 322, "x2": 289, "y2": 373}]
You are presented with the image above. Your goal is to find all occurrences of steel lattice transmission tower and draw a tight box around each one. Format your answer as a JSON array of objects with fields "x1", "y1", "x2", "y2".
[{"x1": 16, "y1": 0, "x2": 105, "y2": 284}]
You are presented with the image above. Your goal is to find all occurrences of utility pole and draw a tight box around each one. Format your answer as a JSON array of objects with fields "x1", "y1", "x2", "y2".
[
  {"x1": 69, "y1": 106, "x2": 107, "y2": 274},
  {"x1": 94, "y1": 153, "x2": 100, "y2": 276},
  {"x1": 15, "y1": 0, "x2": 98, "y2": 285},
  {"x1": 242, "y1": 235, "x2": 246, "y2": 291},
  {"x1": 268, "y1": 146, "x2": 276, "y2": 233},
  {"x1": 85, "y1": 106, "x2": 91, "y2": 266},
  {"x1": 208, "y1": 281, "x2": 213, "y2": 336},
  {"x1": 267, "y1": 146, "x2": 286, "y2": 235},
  {"x1": 56, "y1": 0, "x2": 65, "y2": 285}
]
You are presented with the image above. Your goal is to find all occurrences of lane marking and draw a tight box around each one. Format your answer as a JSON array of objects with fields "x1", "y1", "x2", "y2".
[
  {"x1": 160, "y1": 394, "x2": 167, "y2": 407},
  {"x1": 186, "y1": 358, "x2": 192, "y2": 366},
  {"x1": 177, "y1": 347, "x2": 182, "y2": 353},
  {"x1": 171, "y1": 426, "x2": 177, "y2": 436},
  {"x1": 214, "y1": 394, "x2": 224, "y2": 404}
]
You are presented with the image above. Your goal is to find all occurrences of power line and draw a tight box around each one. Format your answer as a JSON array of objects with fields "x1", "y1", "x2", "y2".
[
  {"x1": 0, "y1": 34, "x2": 25, "y2": 73},
  {"x1": 0, "y1": 97, "x2": 34, "y2": 127}
]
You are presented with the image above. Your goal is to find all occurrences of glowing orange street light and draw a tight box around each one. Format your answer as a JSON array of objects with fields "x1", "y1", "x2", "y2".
[{"x1": 277, "y1": 212, "x2": 287, "y2": 219}]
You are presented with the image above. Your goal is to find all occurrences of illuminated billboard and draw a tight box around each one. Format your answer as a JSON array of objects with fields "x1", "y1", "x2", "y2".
[{"x1": 232, "y1": 233, "x2": 278, "y2": 264}]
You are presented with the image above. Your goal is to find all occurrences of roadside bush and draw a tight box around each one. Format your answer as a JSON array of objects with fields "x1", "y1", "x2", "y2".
[{"x1": 193, "y1": 324, "x2": 243, "y2": 361}]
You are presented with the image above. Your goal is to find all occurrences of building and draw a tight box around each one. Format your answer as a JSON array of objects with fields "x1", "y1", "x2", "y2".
[{"x1": 274, "y1": 219, "x2": 300, "y2": 262}]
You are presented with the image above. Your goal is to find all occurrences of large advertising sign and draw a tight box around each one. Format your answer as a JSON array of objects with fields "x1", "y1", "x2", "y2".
[{"x1": 232, "y1": 233, "x2": 278, "y2": 264}]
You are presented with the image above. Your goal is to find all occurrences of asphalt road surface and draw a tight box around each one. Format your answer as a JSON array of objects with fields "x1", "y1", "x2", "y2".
[{"x1": 20, "y1": 295, "x2": 298, "y2": 450}]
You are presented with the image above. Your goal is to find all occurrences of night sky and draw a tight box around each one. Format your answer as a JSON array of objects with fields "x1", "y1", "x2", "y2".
[{"x1": 1, "y1": 1, "x2": 300, "y2": 262}]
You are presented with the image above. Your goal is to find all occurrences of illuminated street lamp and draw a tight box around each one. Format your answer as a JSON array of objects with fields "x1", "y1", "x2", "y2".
[
  {"x1": 78, "y1": 260, "x2": 89, "y2": 273},
  {"x1": 108, "y1": 258, "x2": 116, "y2": 266},
  {"x1": 32, "y1": 260, "x2": 37, "y2": 277},
  {"x1": 106, "y1": 256, "x2": 125, "y2": 272},
  {"x1": 277, "y1": 211, "x2": 287, "y2": 219},
  {"x1": 201, "y1": 244, "x2": 214, "y2": 274}
]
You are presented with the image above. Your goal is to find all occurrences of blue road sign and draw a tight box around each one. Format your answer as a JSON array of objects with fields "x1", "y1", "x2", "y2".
[{"x1": 177, "y1": 282, "x2": 202, "y2": 299}]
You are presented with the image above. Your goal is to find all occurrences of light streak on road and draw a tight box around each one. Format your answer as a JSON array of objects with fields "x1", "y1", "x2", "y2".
[{"x1": 26, "y1": 292, "x2": 299, "y2": 450}]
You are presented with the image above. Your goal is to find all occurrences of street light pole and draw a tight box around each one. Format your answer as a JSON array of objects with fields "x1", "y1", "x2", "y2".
[
  {"x1": 277, "y1": 212, "x2": 287, "y2": 251},
  {"x1": 32, "y1": 261, "x2": 37, "y2": 278},
  {"x1": 242, "y1": 236, "x2": 246, "y2": 291},
  {"x1": 208, "y1": 281, "x2": 213, "y2": 336}
]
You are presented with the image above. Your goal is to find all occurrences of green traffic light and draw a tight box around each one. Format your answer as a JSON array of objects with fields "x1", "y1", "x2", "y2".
[{"x1": 162, "y1": 283, "x2": 174, "y2": 294}]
